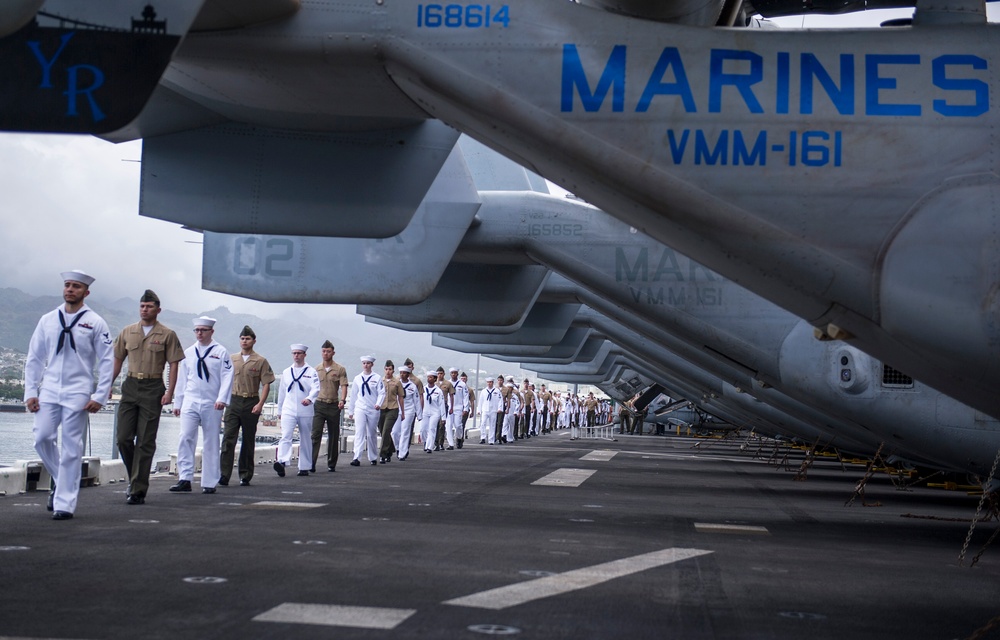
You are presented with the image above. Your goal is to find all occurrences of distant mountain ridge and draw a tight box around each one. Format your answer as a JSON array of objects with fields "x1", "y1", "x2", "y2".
[{"x1": 0, "y1": 288, "x2": 522, "y2": 384}]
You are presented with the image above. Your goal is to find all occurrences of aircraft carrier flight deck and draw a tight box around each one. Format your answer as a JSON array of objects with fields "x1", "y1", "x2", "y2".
[{"x1": 1, "y1": 431, "x2": 998, "y2": 640}]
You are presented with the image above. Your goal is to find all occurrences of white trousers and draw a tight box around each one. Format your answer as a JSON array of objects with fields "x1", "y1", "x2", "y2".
[
  {"x1": 33, "y1": 399, "x2": 89, "y2": 514},
  {"x1": 179, "y1": 403, "x2": 223, "y2": 488},
  {"x1": 353, "y1": 408, "x2": 379, "y2": 462},
  {"x1": 392, "y1": 412, "x2": 417, "y2": 459},
  {"x1": 421, "y1": 407, "x2": 443, "y2": 450},
  {"x1": 502, "y1": 411, "x2": 516, "y2": 441},
  {"x1": 280, "y1": 413, "x2": 313, "y2": 471},
  {"x1": 480, "y1": 411, "x2": 497, "y2": 443}
]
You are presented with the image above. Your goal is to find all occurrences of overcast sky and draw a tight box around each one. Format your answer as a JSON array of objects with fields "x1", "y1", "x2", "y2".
[{"x1": 0, "y1": 133, "x2": 354, "y2": 322}]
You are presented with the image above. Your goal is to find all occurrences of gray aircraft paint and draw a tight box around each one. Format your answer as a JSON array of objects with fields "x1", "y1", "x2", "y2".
[
  {"x1": 455, "y1": 193, "x2": 998, "y2": 472},
  {"x1": 141, "y1": 121, "x2": 461, "y2": 238},
  {"x1": 512, "y1": 300, "x2": 878, "y2": 451},
  {"x1": 5, "y1": 2, "x2": 998, "y2": 468},
  {"x1": 431, "y1": 334, "x2": 553, "y2": 357},
  {"x1": 5, "y1": 1, "x2": 998, "y2": 416},
  {"x1": 201, "y1": 144, "x2": 481, "y2": 303},
  {"x1": 437, "y1": 302, "x2": 581, "y2": 345},
  {"x1": 359, "y1": 264, "x2": 550, "y2": 329},
  {"x1": 486, "y1": 327, "x2": 594, "y2": 363}
]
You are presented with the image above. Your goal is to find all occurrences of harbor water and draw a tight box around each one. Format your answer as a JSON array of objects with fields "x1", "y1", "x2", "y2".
[{"x1": 0, "y1": 410, "x2": 182, "y2": 467}]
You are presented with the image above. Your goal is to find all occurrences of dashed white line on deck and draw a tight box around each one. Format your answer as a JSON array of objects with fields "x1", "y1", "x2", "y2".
[
  {"x1": 253, "y1": 603, "x2": 417, "y2": 629},
  {"x1": 442, "y1": 547, "x2": 714, "y2": 610},
  {"x1": 531, "y1": 468, "x2": 596, "y2": 487},
  {"x1": 580, "y1": 450, "x2": 618, "y2": 462}
]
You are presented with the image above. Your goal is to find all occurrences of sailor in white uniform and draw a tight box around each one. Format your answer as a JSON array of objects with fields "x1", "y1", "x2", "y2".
[
  {"x1": 347, "y1": 355, "x2": 384, "y2": 466},
  {"x1": 275, "y1": 344, "x2": 319, "y2": 476},
  {"x1": 447, "y1": 367, "x2": 470, "y2": 449},
  {"x1": 391, "y1": 365, "x2": 422, "y2": 460},
  {"x1": 24, "y1": 270, "x2": 114, "y2": 520},
  {"x1": 171, "y1": 317, "x2": 234, "y2": 493},
  {"x1": 421, "y1": 370, "x2": 445, "y2": 452},
  {"x1": 477, "y1": 378, "x2": 502, "y2": 445},
  {"x1": 502, "y1": 377, "x2": 521, "y2": 443}
]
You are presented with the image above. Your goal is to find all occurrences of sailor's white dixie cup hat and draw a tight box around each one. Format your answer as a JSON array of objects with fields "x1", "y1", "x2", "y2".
[{"x1": 61, "y1": 269, "x2": 95, "y2": 286}]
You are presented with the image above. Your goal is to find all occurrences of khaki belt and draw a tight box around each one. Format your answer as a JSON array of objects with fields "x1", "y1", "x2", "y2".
[
  {"x1": 128, "y1": 372, "x2": 162, "y2": 380},
  {"x1": 317, "y1": 398, "x2": 340, "y2": 404},
  {"x1": 233, "y1": 393, "x2": 259, "y2": 398}
]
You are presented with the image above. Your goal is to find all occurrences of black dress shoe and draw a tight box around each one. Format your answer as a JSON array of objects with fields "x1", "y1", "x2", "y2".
[
  {"x1": 218, "y1": 476, "x2": 229, "y2": 486},
  {"x1": 126, "y1": 494, "x2": 145, "y2": 505},
  {"x1": 169, "y1": 480, "x2": 192, "y2": 492},
  {"x1": 479, "y1": 439, "x2": 486, "y2": 444},
  {"x1": 379, "y1": 457, "x2": 386, "y2": 464},
  {"x1": 400, "y1": 453, "x2": 408, "y2": 461},
  {"x1": 327, "y1": 466, "x2": 336, "y2": 472},
  {"x1": 457, "y1": 440, "x2": 463, "y2": 449},
  {"x1": 370, "y1": 460, "x2": 378, "y2": 466},
  {"x1": 239, "y1": 479, "x2": 250, "y2": 486},
  {"x1": 47, "y1": 487, "x2": 55, "y2": 512},
  {"x1": 350, "y1": 459, "x2": 360, "y2": 467},
  {"x1": 202, "y1": 487, "x2": 216, "y2": 494},
  {"x1": 310, "y1": 467, "x2": 316, "y2": 473},
  {"x1": 273, "y1": 461, "x2": 286, "y2": 477},
  {"x1": 446, "y1": 446, "x2": 454, "y2": 450},
  {"x1": 51, "y1": 511, "x2": 73, "y2": 521},
  {"x1": 297, "y1": 470, "x2": 309, "y2": 476}
]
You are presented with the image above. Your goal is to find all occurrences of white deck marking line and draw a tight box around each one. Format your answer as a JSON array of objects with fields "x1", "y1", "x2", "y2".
[
  {"x1": 247, "y1": 501, "x2": 327, "y2": 509},
  {"x1": 443, "y1": 547, "x2": 713, "y2": 610},
  {"x1": 580, "y1": 450, "x2": 618, "y2": 462},
  {"x1": 531, "y1": 468, "x2": 596, "y2": 487},
  {"x1": 253, "y1": 603, "x2": 417, "y2": 629},
  {"x1": 695, "y1": 523, "x2": 770, "y2": 535}
]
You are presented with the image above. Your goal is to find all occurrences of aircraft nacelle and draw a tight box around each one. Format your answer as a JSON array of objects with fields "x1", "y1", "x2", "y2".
[{"x1": 778, "y1": 320, "x2": 1000, "y2": 473}]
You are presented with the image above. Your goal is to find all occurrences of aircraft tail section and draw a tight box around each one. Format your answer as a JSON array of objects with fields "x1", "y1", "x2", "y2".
[
  {"x1": 141, "y1": 120, "x2": 460, "y2": 237},
  {"x1": 200, "y1": 141, "x2": 480, "y2": 303},
  {"x1": 0, "y1": 1, "x2": 205, "y2": 134},
  {"x1": 458, "y1": 136, "x2": 549, "y2": 194}
]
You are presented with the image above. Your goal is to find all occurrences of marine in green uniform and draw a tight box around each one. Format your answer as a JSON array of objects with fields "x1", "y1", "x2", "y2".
[
  {"x1": 219, "y1": 325, "x2": 275, "y2": 486},
  {"x1": 112, "y1": 290, "x2": 184, "y2": 505},
  {"x1": 312, "y1": 340, "x2": 348, "y2": 471}
]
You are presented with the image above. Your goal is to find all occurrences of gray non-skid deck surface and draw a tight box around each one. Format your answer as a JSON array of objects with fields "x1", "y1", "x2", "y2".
[{"x1": 1, "y1": 433, "x2": 998, "y2": 639}]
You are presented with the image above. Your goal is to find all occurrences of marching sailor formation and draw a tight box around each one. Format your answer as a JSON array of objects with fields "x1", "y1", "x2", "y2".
[{"x1": 23, "y1": 271, "x2": 612, "y2": 521}]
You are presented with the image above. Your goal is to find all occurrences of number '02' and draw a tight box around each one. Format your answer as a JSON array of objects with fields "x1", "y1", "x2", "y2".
[{"x1": 233, "y1": 237, "x2": 294, "y2": 277}]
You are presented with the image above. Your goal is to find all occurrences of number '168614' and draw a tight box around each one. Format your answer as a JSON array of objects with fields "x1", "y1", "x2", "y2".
[{"x1": 417, "y1": 4, "x2": 510, "y2": 28}]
